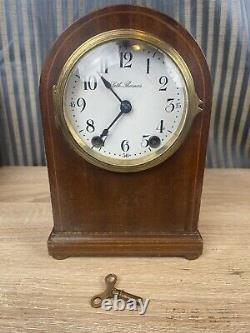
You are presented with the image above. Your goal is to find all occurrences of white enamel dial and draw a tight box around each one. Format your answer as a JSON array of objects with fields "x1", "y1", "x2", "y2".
[{"x1": 63, "y1": 37, "x2": 188, "y2": 169}]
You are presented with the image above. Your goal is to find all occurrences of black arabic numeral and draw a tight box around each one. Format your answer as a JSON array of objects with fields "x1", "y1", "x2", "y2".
[
  {"x1": 156, "y1": 120, "x2": 165, "y2": 133},
  {"x1": 146, "y1": 58, "x2": 150, "y2": 74},
  {"x1": 141, "y1": 135, "x2": 150, "y2": 148},
  {"x1": 165, "y1": 99, "x2": 182, "y2": 112},
  {"x1": 121, "y1": 140, "x2": 130, "y2": 152},
  {"x1": 159, "y1": 76, "x2": 168, "y2": 91},
  {"x1": 83, "y1": 76, "x2": 97, "y2": 90},
  {"x1": 120, "y1": 52, "x2": 133, "y2": 68},
  {"x1": 165, "y1": 98, "x2": 175, "y2": 112},
  {"x1": 76, "y1": 98, "x2": 86, "y2": 112},
  {"x1": 86, "y1": 119, "x2": 95, "y2": 133}
]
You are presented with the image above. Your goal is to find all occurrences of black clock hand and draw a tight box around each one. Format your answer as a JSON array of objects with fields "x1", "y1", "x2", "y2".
[
  {"x1": 91, "y1": 100, "x2": 132, "y2": 147},
  {"x1": 100, "y1": 100, "x2": 132, "y2": 138},
  {"x1": 98, "y1": 73, "x2": 123, "y2": 103},
  {"x1": 100, "y1": 110, "x2": 123, "y2": 138}
]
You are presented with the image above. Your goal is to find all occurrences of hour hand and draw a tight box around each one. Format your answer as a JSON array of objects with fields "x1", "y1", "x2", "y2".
[{"x1": 97, "y1": 73, "x2": 122, "y2": 103}]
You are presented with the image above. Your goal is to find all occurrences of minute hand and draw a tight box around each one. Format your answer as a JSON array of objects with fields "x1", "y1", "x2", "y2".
[
  {"x1": 100, "y1": 100, "x2": 132, "y2": 138},
  {"x1": 98, "y1": 73, "x2": 123, "y2": 103},
  {"x1": 100, "y1": 111, "x2": 123, "y2": 138}
]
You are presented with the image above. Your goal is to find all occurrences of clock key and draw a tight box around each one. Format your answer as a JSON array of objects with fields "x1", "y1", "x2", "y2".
[{"x1": 90, "y1": 273, "x2": 143, "y2": 308}]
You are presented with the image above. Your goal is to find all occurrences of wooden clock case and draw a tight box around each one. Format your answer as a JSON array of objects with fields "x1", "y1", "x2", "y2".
[{"x1": 40, "y1": 5, "x2": 212, "y2": 260}]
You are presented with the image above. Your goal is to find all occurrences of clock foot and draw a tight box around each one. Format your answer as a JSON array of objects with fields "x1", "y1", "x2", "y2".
[
  {"x1": 48, "y1": 230, "x2": 70, "y2": 260},
  {"x1": 184, "y1": 253, "x2": 201, "y2": 260},
  {"x1": 51, "y1": 253, "x2": 70, "y2": 260}
]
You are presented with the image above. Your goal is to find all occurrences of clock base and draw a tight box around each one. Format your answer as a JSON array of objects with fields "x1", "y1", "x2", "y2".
[{"x1": 48, "y1": 229, "x2": 203, "y2": 260}]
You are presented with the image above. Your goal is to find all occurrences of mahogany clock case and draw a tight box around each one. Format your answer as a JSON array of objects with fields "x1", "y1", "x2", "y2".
[{"x1": 40, "y1": 5, "x2": 212, "y2": 260}]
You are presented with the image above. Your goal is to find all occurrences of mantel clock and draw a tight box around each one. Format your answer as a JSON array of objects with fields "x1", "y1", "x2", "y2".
[{"x1": 40, "y1": 5, "x2": 212, "y2": 259}]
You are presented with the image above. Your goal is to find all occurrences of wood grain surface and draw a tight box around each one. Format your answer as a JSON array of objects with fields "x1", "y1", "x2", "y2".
[{"x1": 0, "y1": 167, "x2": 249, "y2": 332}]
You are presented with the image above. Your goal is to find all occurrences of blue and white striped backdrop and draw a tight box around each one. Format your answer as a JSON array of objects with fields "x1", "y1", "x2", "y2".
[{"x1": 0, "y1": 0, "x2": 249, "y2": 167}]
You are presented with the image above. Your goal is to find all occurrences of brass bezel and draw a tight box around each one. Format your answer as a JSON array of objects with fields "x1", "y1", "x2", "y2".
[{"x1": 53, "y1": 29, "x2": 202, "y2": 173}]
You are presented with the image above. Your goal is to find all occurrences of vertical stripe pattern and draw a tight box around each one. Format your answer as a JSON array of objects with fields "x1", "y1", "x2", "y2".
[{"x1": 0, "y1": 0, "x2": 249, "y2": 167}]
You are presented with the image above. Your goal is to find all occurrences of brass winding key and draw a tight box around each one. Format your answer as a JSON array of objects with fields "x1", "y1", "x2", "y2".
[{"x1": 90, "y1": 273, "x2": 143, "y2": 308}]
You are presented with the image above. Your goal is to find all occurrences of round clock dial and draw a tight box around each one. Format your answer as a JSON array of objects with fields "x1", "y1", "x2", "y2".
[{"x1": 58, "y1": 31, "x2": 198, "y2": 172}]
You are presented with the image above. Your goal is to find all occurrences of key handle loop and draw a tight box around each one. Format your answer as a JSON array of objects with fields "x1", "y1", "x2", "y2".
[
  {"x1": 105, "y1": 273, "x2": 117, "y2": 289},
  {"x1": 90, "y1": 273, "x2": 117, "y2": 308}
]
